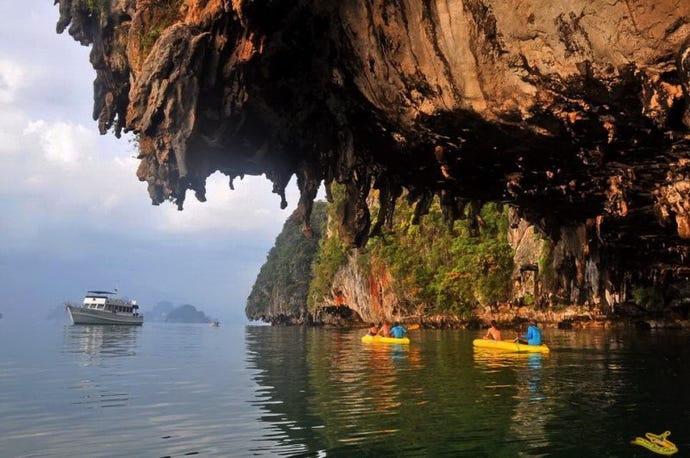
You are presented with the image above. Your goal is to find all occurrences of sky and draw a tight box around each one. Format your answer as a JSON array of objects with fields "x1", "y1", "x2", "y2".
[{"x1": 0, "y1": 1, "x2": 307, "y2": 323}]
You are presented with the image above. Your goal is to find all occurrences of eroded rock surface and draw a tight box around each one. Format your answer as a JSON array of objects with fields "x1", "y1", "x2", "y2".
[{"x1": 56, "y1": 0, "x2": 690, "y2": 307}]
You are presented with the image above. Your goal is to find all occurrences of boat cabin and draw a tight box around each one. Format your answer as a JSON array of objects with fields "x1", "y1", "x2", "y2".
[{"x1": 83, "y1": 290, "x2": 139, "y2": 316}]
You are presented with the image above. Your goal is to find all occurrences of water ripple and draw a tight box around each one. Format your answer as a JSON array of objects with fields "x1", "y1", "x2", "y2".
[{"x1": 2, "y1": 323, "x2": 690, "y2": 456}]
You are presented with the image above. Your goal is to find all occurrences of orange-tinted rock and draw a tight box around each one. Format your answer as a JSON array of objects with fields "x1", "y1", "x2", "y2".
[{"x1": 56, "y1": 1, "x2": 690, "y2": 305}]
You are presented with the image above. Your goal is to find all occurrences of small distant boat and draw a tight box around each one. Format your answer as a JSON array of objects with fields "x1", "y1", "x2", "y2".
[
  {"x1": 210, "y1": 320, "x2": 220, "y2": 327},
  {"x1": 66, "y1": 290, "x2": 143, "y2": 325},
  {"x1": 473, "y1": 338, "x2": 549, "y2": 353}
]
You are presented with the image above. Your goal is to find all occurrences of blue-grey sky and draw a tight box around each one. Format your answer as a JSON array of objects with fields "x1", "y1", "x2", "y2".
[{"x1": 0, "y1": 1, "x2": 305, "y2": 323}]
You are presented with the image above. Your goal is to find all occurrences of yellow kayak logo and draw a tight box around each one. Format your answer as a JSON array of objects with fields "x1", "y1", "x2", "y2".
[{"x1": 631, "y1": 431, "x2": 678, "y2": 455}]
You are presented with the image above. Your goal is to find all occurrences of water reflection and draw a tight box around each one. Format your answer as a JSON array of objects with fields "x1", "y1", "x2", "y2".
[
  {"x1": 245, "y1": 326, "x2": 321, "y2": 456},
  {"x1": 63, "y1": 324, "x2": 140, "y2": 362},
  {"x1": 62, "y1": 325, "x2": 141, "y2": 409},
  {"x1": 526, "y1": 353, "x2": 545, "y2": 400},
  {"x1": 510, "y1": 352, "x2": 551, "y2": 454},
  {"x1": 472, "y1": 349, "x2": 544, "y2": 368},
  {"x1": 470, "y1": 347, "x2": 550, "y2": 452},
  {"x1": 244, "y1": 326, "x2": 690, "y2": 456},
  {"x1": 245, "y1": 327, "x2": 421, "y2": 455},
  {"x1": 359, "y1": 343, "x2": 403, "y2": 418}
]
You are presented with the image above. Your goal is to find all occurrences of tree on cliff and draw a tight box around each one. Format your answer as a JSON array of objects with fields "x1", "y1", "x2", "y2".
[
  {"x1": 369, "y1": 199, "x2": 514, "y2": 318},
  {"x1": 246, "y1": 201, "x2": 328, "y2": 324}
]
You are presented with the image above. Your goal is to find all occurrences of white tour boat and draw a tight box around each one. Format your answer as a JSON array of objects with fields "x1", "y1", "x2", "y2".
[{"x1": 66, "y1": 290, "x2": 143, "y2": 325}]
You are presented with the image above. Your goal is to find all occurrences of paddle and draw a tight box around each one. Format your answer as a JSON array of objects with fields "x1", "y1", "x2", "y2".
[{"x1": 407, "y1": 324, "x2": 420, "y2": 330}]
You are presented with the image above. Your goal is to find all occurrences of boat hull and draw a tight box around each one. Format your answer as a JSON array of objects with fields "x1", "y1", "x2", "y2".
[
  {"x1": 67, "y1": 306, "x2": 143, "y2": 325},
  {"x1": 473, "y1": 338, "x2": 549, "y2": 353},
  {"x1": 361, "y1": 335, "x2": 410, "y2": 344}
]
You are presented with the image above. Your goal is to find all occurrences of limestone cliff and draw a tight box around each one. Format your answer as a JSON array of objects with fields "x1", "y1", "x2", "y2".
[
  {"x1": 246, "y1": 201, "x2": 326, "y2": 325},
  {"x1": 56, "y1": 0, "x2": 690, "y2": 311}
]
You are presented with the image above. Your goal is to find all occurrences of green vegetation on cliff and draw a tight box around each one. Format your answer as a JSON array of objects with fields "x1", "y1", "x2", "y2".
[
  {"x1": 364, "y1": 197, "x2": 514, "y2": 319},
  {"x1": 251, "y1": 183, "x2": 513, "y2": 323},
  {"x1": 307, "y1": 187, "x2": 348, "y2": 311},
  {"x1": 304, "y1": 184, "x2": 514, "y2": 320},
  {"x1": 246, "y1": 202, "x2": 328, "y2": 322}
]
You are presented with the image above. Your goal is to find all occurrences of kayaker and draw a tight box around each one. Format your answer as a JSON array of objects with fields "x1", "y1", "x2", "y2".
[
  {"x1": 516, "y1": 320, "x2": 542, "y2": 345},
  {"x1": 378, "y1": 320, "x2": 391, "y2": 337},
  {"x1": 484, "y1": 320, "x2": 501, "y2": 340},
  {"x1": 367, "y1": 322, "x2": 380, "y2": 336},
  {"x1": 389, "y1": 322, "x2": 407, "y2": 339}
]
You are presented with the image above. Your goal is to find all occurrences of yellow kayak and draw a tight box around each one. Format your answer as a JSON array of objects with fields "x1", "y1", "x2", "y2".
[
  {"x1": 631, "y1": 431, "x2": 678, "y2": 455},
  {"x1": 473, "y1": 338, "x2": 550, "y2": 353},
  {"x1": 361, "y1": 334, "x2": 410, "y2": 344}
]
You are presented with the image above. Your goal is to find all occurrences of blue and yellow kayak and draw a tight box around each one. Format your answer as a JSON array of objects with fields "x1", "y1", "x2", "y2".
[
  {"x1": 473, "y1": 338, "x2": 550, "y2": 353},
  {"x1": 361, "y1": 335, "x2": 410, "y2": 344}
]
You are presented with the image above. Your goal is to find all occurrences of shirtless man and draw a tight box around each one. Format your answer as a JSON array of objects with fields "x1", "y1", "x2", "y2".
[{"x1": 484, "y1": 320, "x2": 501, "y2": 340}]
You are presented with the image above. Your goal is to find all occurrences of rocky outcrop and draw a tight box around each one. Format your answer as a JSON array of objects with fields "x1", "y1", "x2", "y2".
[
  {"x1": 323, "y1": 251, "x2": 406, "y2": 325},
  {"x1": 56, "y1": 1, "x2": 690, "y2": 310}
]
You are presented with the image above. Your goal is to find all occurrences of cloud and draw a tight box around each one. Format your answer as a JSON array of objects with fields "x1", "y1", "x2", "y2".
[
  {"x1": 23, "y1": 120, "x2": 92, "y2": 166},
  {"x1": 157, "y1": 173, "x2": 300, "y2": 237},
  {"x1": 0, "y1": 53, "x2": 300, "y2": 244},
  {"x1": 0, "y1": 58, "x2": 28, "y2": 104},
  {"x1": 2, "y1": 112, "x2": 300, "y2": 244},
  {"x1": 0, "y1": 7, "x2": 308, "y2": 246}
]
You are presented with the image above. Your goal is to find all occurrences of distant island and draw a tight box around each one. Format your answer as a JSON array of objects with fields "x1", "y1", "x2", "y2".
[{"x1": 147, "y1": 301, "x2": 215, "y2": 323}]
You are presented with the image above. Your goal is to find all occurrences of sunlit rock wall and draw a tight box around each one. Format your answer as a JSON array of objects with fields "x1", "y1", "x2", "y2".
[{"x1": 56, "y1": 0, "x2": 690, "y2": 311}]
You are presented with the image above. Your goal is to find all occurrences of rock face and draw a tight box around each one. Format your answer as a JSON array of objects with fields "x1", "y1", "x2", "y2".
[
  {"x1": 56, "y1": 1, "x2": 690, "y2": 309},
  {"x1": 246, "y1": 202, "x2": 326, "y2": 325}
]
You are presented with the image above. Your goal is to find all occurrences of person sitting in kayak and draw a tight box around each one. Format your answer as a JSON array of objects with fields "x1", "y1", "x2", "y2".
[
  {"x1": 516, "y1": 320, "x2": 542, "y2": 345},
  {"x1": 378, "y1": 320, "x2": 391, "y2": 337},
  {"x1": 367, "y1": 322, "x2": 380, "y2": 336},
  {"x1": 389, "y1": 322, "x2": 407, "y2": 339},
  {"x1": 484, "y1": 320, "x2": 501, "y2": 340}
]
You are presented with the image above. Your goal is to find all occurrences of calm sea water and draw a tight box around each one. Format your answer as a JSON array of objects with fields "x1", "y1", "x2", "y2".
[{"x1": 1, "y1": 319, "x2": 689, "y2": 457}]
